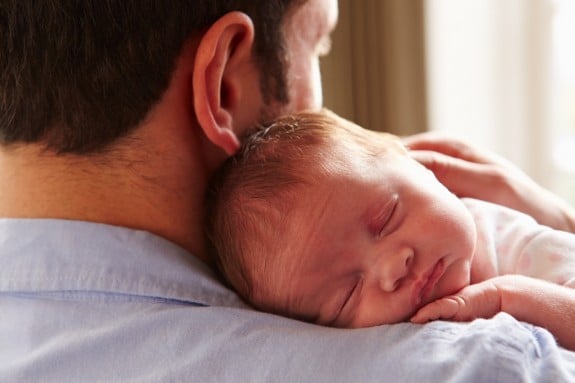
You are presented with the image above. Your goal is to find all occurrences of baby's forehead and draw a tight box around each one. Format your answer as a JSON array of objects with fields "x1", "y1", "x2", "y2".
[
  {"x1": 246, "y1": 186, "x2": 333, "y2": 304},
  {"x1": 250, "y1": 249, "x2": 327, "y2": 323},
  {"x1": 248, "y1": 242, "x2": 309, "y2": 315},
  {"x1": 310, "y1": 137, "x2": 393, "y2": 181}
]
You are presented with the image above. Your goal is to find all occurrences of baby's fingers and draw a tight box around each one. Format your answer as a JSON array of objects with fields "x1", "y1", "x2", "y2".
[{"x1": 410, "y1": 296, "x2": 464, "y2": 324}]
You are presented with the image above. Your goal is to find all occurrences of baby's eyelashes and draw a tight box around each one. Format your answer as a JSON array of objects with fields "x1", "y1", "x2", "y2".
[
  {"x1": 368, "y1": 194, "x2": 399, "y2": 238},
  {"x1": 334, "y1": 277, "x2": 364, "y2": 326}
]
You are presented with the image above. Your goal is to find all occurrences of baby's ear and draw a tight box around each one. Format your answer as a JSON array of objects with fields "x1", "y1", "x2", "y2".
[{"x1": 192, "y1": 12, "x2": 260, "y2": 155}]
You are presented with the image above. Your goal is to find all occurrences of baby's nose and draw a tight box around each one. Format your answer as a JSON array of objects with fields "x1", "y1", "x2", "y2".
[{"x1": 379, "y1": 247, "x2": 414, "y2": 292}]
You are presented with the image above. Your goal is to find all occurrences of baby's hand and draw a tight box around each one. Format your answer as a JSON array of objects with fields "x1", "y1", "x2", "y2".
[{"x1": 410, "y1": 280, "x2": 501, "y2": 324}]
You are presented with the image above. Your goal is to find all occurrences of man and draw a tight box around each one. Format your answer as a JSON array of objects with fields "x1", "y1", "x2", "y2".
[{"x1": 1, "y1": 1, "x2": 574, "y2": 382}]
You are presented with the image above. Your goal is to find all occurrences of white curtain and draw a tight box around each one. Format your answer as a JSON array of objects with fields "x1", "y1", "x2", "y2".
[{"x1": 425, "y1": 0, "x2": 556, "y2": 192}]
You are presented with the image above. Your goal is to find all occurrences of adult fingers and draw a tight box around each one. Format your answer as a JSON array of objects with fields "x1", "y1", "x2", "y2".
[
  {"x1": 402, "y1": 133, "x2": 493, "y2": 165},
  {"x1": 408, "y1": 149, "x2": 506, "y2": 201}
]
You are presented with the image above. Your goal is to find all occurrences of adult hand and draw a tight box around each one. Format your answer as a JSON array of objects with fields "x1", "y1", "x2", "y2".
[
  {"x1": 403, "y1": 132, "x2": 575, "y2": 233},
  {"x1": 410, "y1": 280, "x2": 501, "y2": 324}
]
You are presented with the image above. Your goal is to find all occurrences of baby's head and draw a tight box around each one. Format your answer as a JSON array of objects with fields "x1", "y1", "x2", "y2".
[{"x1": 206, "y1": 109, "x2": 476, "y2": 328}]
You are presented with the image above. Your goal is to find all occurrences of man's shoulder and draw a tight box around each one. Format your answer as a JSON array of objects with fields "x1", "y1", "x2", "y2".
[
  {"x1": 1, "y1": 218, "x2": 574, "y2": 382},
  {"x1": 4, "y1": 292, "x2": 573, "y2": 383},
  {"x1": 0, "y1": 217, "x2": 244, "y2": 306}
]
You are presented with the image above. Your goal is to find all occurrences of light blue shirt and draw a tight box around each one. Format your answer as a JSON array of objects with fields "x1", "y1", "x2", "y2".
[{"x1": 1, "y1": 218, "x2": 574, "y2": 382}]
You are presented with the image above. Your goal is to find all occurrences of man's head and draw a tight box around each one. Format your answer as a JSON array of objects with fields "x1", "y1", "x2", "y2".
[
  {"x1": 0, "y1": 0, "x2": 338, "y2": 261},
  {"x1": 206, "y1": 110, "x2": 477, "y2": 327},
  {"x1": 0, "y1": 0, "x2": 334, "y2": 155}
]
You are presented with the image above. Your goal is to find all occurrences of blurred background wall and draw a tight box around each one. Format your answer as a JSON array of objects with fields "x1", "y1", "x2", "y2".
[{"x1": 321, "y1": 0, "x2": 427, "y2": 137}]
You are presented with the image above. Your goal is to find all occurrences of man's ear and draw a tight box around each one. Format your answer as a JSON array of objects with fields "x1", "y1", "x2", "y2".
[{"x1": 193, "y1": 12, "x2": 257, "y2": 155}]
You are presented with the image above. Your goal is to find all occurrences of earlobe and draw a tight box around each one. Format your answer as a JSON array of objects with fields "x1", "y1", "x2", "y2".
[{"x1": 193, "y1": 12, "x2": 256, "y2": 155}]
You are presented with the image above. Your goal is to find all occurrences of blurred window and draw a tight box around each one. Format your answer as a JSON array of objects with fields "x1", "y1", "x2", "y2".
[{"x1": 426, "y1": 0, "x2": 575, "y2": 205}]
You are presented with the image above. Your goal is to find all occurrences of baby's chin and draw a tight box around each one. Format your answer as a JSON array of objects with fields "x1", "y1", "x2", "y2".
[{"x1": 427, "y1": 260, "x2": 471, "y2": 305}]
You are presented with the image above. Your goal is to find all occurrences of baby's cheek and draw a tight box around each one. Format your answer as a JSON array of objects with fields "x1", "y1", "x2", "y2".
[
  {"x1": 438, "y1": 259, "x2": 472, "y2": 299},
  {"x1": 461, "y1": 210, "x2": 478, "y2": 262}
]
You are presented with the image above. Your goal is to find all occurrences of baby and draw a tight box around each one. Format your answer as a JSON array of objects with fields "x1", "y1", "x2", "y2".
[{"x1": 205, "y1": 109, "x2": 575, "y2": 348}]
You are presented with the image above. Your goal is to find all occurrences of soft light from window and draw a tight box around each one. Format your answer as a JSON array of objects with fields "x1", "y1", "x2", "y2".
[{"x1": 550, "y1": 0, "x2": 575, "y2": 204}]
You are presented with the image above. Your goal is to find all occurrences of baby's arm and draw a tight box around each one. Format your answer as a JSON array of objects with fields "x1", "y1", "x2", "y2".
[{"x1": 411, "y1": 275, "x2": 575, "y2": 351}]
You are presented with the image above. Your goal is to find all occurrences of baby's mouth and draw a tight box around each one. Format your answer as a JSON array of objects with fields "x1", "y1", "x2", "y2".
[{"x1": 412, "y1": 258, "x2": 445, "y2": 307}]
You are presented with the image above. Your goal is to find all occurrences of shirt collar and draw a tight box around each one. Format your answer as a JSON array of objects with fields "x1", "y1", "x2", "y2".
[{"x1": 0, "y1": 218, "x2": 246, "y2": 308}]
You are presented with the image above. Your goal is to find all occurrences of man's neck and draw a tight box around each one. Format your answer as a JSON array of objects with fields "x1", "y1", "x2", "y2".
[{"x1": 0, "y1": 137, "x2": 213, "y2": 263}]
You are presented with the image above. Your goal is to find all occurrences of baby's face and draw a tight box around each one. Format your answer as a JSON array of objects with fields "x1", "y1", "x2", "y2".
[{"x1": 267, "y1": 140, "x2": 477, "y2": 327}]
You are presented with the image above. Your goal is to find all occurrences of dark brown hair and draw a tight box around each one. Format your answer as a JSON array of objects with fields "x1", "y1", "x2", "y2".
[{"x1": 0, "y1": 0, "x2": 305, "y2": 154}]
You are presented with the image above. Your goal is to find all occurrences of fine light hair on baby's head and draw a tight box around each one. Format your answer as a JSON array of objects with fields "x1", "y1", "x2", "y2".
[{"x1": 205, "y1": 109, "x2": 403, "y2": 320}]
